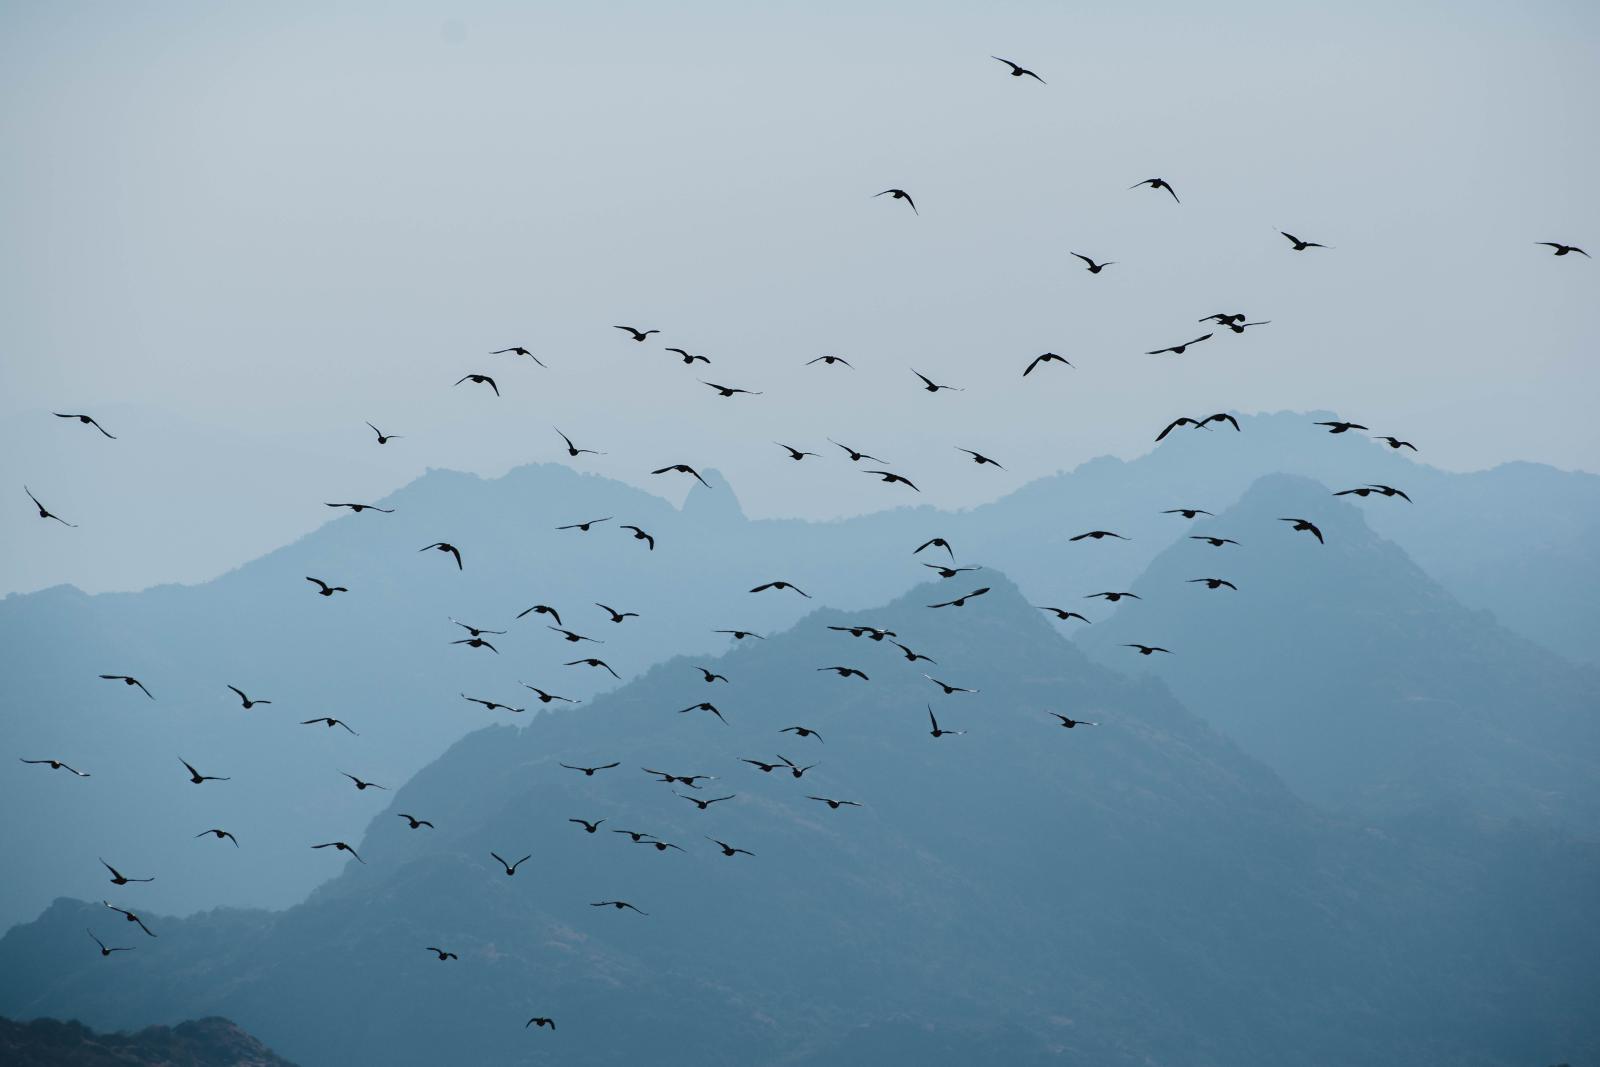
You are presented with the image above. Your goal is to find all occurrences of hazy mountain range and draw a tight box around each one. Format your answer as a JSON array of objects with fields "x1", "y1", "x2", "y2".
[{"x1": 0, "y1": 1015, "x2": 295, "y2": 1067}]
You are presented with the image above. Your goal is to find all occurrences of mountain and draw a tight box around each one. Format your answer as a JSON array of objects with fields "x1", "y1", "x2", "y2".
[
  {"x1": 1076, "y1": 473, "x2": 1600, "y2": 829},
  {"x1": 2, "y1": 411, "x2": 1595, "y2": 930},
  {"x1": 0, "y1": 1015, "x2": 296, "y2": 1066},
  {"x1": 2, "y1": 577, "x2": 1594, "y2": 1067}
]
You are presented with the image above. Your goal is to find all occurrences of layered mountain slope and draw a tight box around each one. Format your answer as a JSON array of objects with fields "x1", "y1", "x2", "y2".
[
  {"x1": 2, "y1": 578, "x2": 1594, "y2": 1067},
  {"x1": 0, "y1": 1015, "x2": 297, "y2": 1066}
]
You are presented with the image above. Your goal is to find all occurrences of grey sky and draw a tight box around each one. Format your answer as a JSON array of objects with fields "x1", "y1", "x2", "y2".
[{"x1": 3, "y1": 0, "x2": 1596, "y2": 597}]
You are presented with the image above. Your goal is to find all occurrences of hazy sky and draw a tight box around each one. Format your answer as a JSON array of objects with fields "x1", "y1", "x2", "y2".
[{"x1": 3, "y1": 0, "x2": 1596, "y2": 597}]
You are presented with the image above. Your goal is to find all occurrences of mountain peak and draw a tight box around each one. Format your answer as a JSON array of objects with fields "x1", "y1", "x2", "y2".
[{"x1": 680, "y1": 466, "x2": 746, "y2": 522}]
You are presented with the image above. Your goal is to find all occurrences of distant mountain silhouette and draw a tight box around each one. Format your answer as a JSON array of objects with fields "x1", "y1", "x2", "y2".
[
  {"x1": 3, "y1": 577, "x2": 1595, "y2": 1067},
  {"x1": 1077, "y1": 473, "x2": 1600, "y2": 828},
  {"x1": 0, "y1": 1015, "x2": 296, "y2": 1066}
]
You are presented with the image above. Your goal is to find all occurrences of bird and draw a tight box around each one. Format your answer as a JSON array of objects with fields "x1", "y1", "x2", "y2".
[
  {"x1": 924, "y1": 675, "x2": 977, "y2": 695},
  {"x1": 777, "y1": 442, "x2": 820, "y2": 461},
  {"x1": 991, "y1": 56, "x2": 1045, "y2": 82},
  {"x1": 928, "y1": 706, "x2": 965, "y2": 738},
  {"x1": 1280, "y1": 231, "x2": 1327, "y2": 250},
  {"x1": 180, "y1": 758, "x2": 228, "y2": 785},
  {"x1": 828, "y1": 624, "x2": 897, "y2": 640},
  {"x1": 99, "y1": 860, "x2": 153, "y2": 885},
  {"x1": 714, "y1": 629, "x2": 765, "y2": 641},
  {"x1": 566, "y1": 657, "x2": 620, "y2": 679},
  {"x1": 1086, "y1": 591, "x2": 1139, "y2": 602},
  {"x1": 560, "y1": 762, "x2": 620, "y2": 776},
  {"x1": 1164, "y1": 508, "x2": 1214, "y2": 519},
  {"x1": 1023, "y1": 352, "x2": 1072, "y2": 376},
  {"x1": 450, "y1": 619, "x2": 506, "y2": 638},
  {"x1": 102, "y1": 901, "x2": 155, "y2": 937},
  {"x1": 420, "y1": 542, "x2": 463, "y2": 569},
  {"x1": 700, "y1": 380, "x2": 762, "y2": 397},
  {"x1": 555, "y1": 429, "x2": 602, "y2": 457},
  {"x1": 522, "y1": 684, "x2": 579, "y2": 704},
  {"x1": 780, "y1": 725, "x2": 824, "y2": 742},
  {"x1": 864, "y1": 469, "x2": 919, "y2": 490},
  {"x1": 87, "y1": 929, "x2": 133, "y2": 956},
  {"x1": 1333, "y1": 486, "x2": 1382, "y2": 498},
  {"x1": 453, "y1": 373, "x2": 499, "y2": 396},
  {"x1": 311, "y1": 842, "x2": 364, "y2": 863},
  {"x1": 1070, "y1": 253, "x2": 1112, "y2": 274},
  {"x1": 829, "y1": 439, "x2": 885, "y2": 463},
  {"x1": 526, "y1": 1017, "x2": 556, "y2": 1030},
  {"x1": 1367, "y1": 484, "x2": 1412, "y2": 501},
  {"x1": 1315, "y1": 420, "x2": 1367, "y2": 434},
  {"x1": 890, "y1": 640, "x2": 936, "y2": 664},
  {"x1": 517, "y1": 604, "x2": 562, "y2": 624},
  {"x1": 1050, "y1": 713, "x2": 1099, "y2": 729},
  {"x1": 397, "y1": 814, "x2": 434, "y2": 829},
  {"x1": 923, "y1": 563, "x2": 980, "y2": 578},
  {"x1": 912, "y1": 369, "x2": 962, "y2": 393},
  {"x1": 619, "y1": 524, "x2": 656, "y2": 550},
  {"x1": 873, "y1": 188, "x2": 918, "y2": 213},
  {"x1": 1373, "y1": 435, "x2": 1418, "y2": 451},
  {"x1": 596, "y1": 603, "x2": 639, "y2": 623},
  {"x1": 1130, "y1": 177, "x2": 1180, "y2": 202},
  {"x1": 305, "y1": 576, "x2": 348, "y2": 597},
  {"x1": 778, "y1": 756, "x2": 818, "y2": 779},
  {"x1": 651, "y1": 463, "x2": 711, "y2": 487},
  {"x1": 556, "y1": 517, "x2": 611, "y2": 532},
  {"x1": 1036, "y1": 606, "x2": 1091, "y2": 623},
  {"x1": 957, "y1": 447, "x2": 1005, "y2": 469},
  {"x1": 611, "y1": 829, "x2": 655, "y2": 842},
  {"x1": 742, "y1": 758, "x2": 786, "y2": 773},
  {"x1": 569, "y1": 818, "x2": 605, "y2": 833},
  {"x1": 426, "y1": 947, "x2": 459, "y2": 960},
  {"x1": 642, "y1": 768, "x2": 716, "y2": 789},
  {"x1": 461, "y1": 695, "x2": 523, "y2": 714},
  {"x1": 914, "y1": 537, "x2": 954, "y2": 558},
  {"x1": 1199, "y1": 313, "x2": 1246, "y2": 326},
  {"x1": 24, "y1": 486, "x2": 75, "y2": 526},
  {"x1": 340, "y1": 772, "x2": 387, "y2": 791},
  {"x1": 1146, "y1": 333, "x2": 1212, "y2": 355},
  {"x1": 664, "y1": 347, "x2": 710, "y2": 364},
  {"x1": 591, "y1": 900, "x2": 647, "y2": 914},
  {"x1": 614, "y1": 325, "x2": 659, "y2": 341},
  {"x1": 1154, "y1": 416, "x2": 1209, "y2": 442},
  {"x1": 365, "y1": 421, "x2": 400, "y2": 444},
  {"x1": 817, "y1": 665, "x2": 869, "y2": 680},
  {"x1": 1278, "y1": 517, "x2": 1325, "y2": 543},
  {"x1": 1071, "y1": 530, "x2": 1128, "y2": 542},
  {"x1": 194, "y1": 828, "x2": 238, "y2": 846},
  {"x1": 807, "y1": 796, "x2": 861, "y2": 810},
  {"x1": 1124, "y1": 644, "x2": 1173, "y2": 656},
  {"x1": 929, "y1": 587, "x2": 989, "y2": 608},
  {"x1": 678, "y1": 701, "x2": 728, "y2": 724},
  {"x1": 226, "y1": 685, "x2": 271, "y2": 709},
  {"x1": 634, "y1": 837, "x2": 687, "y2": 852},
  {"x1": 694, "y1": 666, "x2": 729, "y2": 683},
  {"x1": 53, "y1": 413, "x2": 116, "y2": 438},
  {"x1": 1536, "y1": 242, "x2": 1589, "y2": 257},
  {"x1": 1189, "y1": 578, "x2": 1238, "y2": 591},
  {"x1": 707, "y1": 837, "x2": 754, "y2": 857},
  {"x1": 1189, "y1": 535, "x2": 1239, "y2": 547},
  {"x1": 806, "y1": 355, "x2": 852, "y2": 368},
  {"x1": 751, "y1": 580, "x2": 811, "y2": 597},
  {"x1": 99, "y1": 674, "x2": 152, "y2": 698},
  {"x1": 678, "y1": 792, "x2": 736, "y2": 810},
  {"x1": 547, "y1": 626, "x2": 602, "y2": 644},
  {"x1": 1201, "y1": 413, "x2": 1241, "y2": 431},
  {"x1": 490, "y1": 852, "x2": 530, "y2": 876},
  {"x1": 490, "y1": 345, "x2": 546, "y2": 366},
  {"x1": 19, "y1": 757, "x2": 90, "y2": 776},
  {"x1": 325, "y1": 502, "x2": 394, "y2": 514},
  {"x1": 451, "y1": 637, "x2": 498, "y2": 653}
]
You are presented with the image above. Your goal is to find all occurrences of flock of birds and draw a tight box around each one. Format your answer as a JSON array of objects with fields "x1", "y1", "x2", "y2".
[{"x1": 16, "y1": 51, "x2": 1589, "y2": 1040}]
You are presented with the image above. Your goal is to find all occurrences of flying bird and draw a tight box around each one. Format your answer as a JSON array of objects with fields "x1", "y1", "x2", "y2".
[
  {"x1": 922, "y1": 563, "x2": 980, "y2": 578},
  {"x1": 713, "y1": 629, "x2": 765, "y2": 640},
  {"x1": 1222, "y1": 319, "x2": 1271, "y2": 334},
  {"x1": 306, "y1": 576, "x2": 348, "y2": 596},
  {"x1": 1023, "y1": 352, "x2": 1072, "y2": 376},
  {"x1": 651, "y1": 463, "x2": 711, "y2": 487},
  {"x1": 678, "y1": 792, "x2": 736, "y2": 810},
  {"x1": 912, "y1": 369, "x2": 962, "y2": 393},
  {"x1": 678, "y1": 701, "x2": 729, "y2": 724},
  {"x1": 664, "y1": 347, "x2": 710, "y2": 364},
  {"x1": 1036, "y1": 606, "x2": 1090, "y2": 622},
  {"x1": 1278, "y1": 517, "x2": 1326, "y2": 543},
  {"x1": 924, "y1": 675, "x2": 977, "y2": 695},
  {"x1": 619, "y1": 524, "x2": 655, "y2": 550},
  {"x1": 1536, "y1": 242, "x2": 1589, "y2": 257},
  {"x1": 1154, "y1": 416, "x2": 1209, "y2": 442},
  {"x1": 780, "y1": 725, "x2": 824, "y2": 742},
  {"x1": 614, "y1": 326, "x2": 659, "y2": 341},
  {"x1": 560, "y1": 762, "x2": 620, "y2": 776},
  {"x1": 1189, "y1": 578, "x2": 1238, "y2": 590},
  {"x1": 828, "y1": 624, "x2": 896, "y2": 640},
  {"x1": 864, "y1": 469, "x2": 919, "y2": 491},
  {"x1": 642, "y1": 768, "x2": 716, "y2": 789},
  {"x1": 806, "y1": 355, "x2": 853, "y2": 368},
  {"x1": 450, "y1": 619, "x2": 505, "y2": 638},
  {"x1": 1366, "y1": 483, "x2": 1412, "y2": 501},
  {"x1": 20, "y1": 758, "x2": 90, "y2": 776},
  {"x1": 1070, "y1": 253, "x2": 1112, "y2": 274},
  {"x1": 914, "y1": 537, "x2": 954, "y2": 558},
  {"x1": 490, "y1": 852, "x2": 530, "y2": 876},
  {"x1": 751, "y1": 580, "x2": 811, "y2": 597},
  {"x1": 1146, "y1": 334, "x2": 1212, "y2": 355},
  {"x1": 706, "y1": 837, "x2": 754, "y2": 857},
  {"x1": 928, "y1": 706, "x2": 965, "y2": 738},
  {"x1": 397, "y1": 814, "x2": 434, "y2": 829},
  {"x1": 526, "y1": 1017, "x2": 557, "y2": 1030},
  {"x1": 311, "y1": 842, "x2": 364, "y2": 863},
  {"x1": 1071, "y1": 530, "x2": 1128, "y2": 542},
  {"x1": 1086, "y1": 591, "x2": 1139, "y2": 602},
  {"x1": 179, "y1": 758, "x2": 228, "y2": 785},
  {"x1": 517, "y1": 604, "x2": 562, "y2": 624},
  {"x1": 194, "y1": 828, "x2": 238, "y2": 846},
  {"x1": 569, "y1": 818, "x2": 605, "y2": 833},
  {"x1": 1130, "y1": 177, "x2": 1180, "y2": 202},
  {"x1": 777, "y1": 442, "x2": 820, "y2": 461},
  {"x1": 890, "y1": 640, "x2": 936, "y2": 664},
  {"x1": 453, "y1": 373, "x2": 499, "y2": 396},
  {"x1": 1189, "y1": 535, "x2": 1239, "y2": 547},
  {"x1": 807, "y1": 796, "x2": 861, "y2": 810},
  {"x1": 700, "y1": 380, "x2": 762, "y2": 397},
  {"x1": 100, "y1": 860, "x2": 153, "y2": 885},
  {"x1": 99, "y1": 674, "x2": 152, "y2": 699},
  {"x1": 102, "y1": 901, "x2": 155, "y2": 937},
  {"x1": 1280, "y1": 231, "x2": 1328, "y2": 250},
  {"x1": 1373, "y1": 436, "x2": 1418, "y2": 451},
  {"x1": 555, "y1": 428, "x2": 602, "y2": 457},
  {"x1": 817, "y1": 665, "x2": 869, "y2": 680},
  {"x1": 87, "y1": 929, "x2": 133, "y2": 956},
  {"x1": 1164, "y1": 508, "x2": 1213, "y2": 519},
  {"x1": 1315, "y1": 420, "x2": 1367, "y2": 434},
  {"x1": 490, "y1": 345, "x2": 546, "y2": 366},
  {"x1": 24, "y1": 486, "x2": 75, "y2": 526},
  {"x1": 226, "y1": 685, "x2": 270, "y2": 709},
  {"x1": 1201, "y1": 413, "x2": 1240, "y2": 431},
  {"x1": 1050, "y1": 713, "x2": 1099, "y2": 729},
  {"x1": 557, "y1": 517, "x2": 611, "y2": 532},
  {"x1": 991, "y1": 56, "x2": 1045, "y2": 82},
  {"x1": 461, "y1": 695, "x2": 523, "y2": 714},
  {"x1": 340, "y1": 772, "x2": 387, "y2": 791},
  {"x1": 1124, "y1": 644, "x2": 1173, "y2": 656},
  {"x1": 778, "y1": 756, "x2": 818, "y2": 779},
  {"x1": 694, "y1": 666, "x2": 729, "y2": 683},
  {"x1": 420, "y1": 542, "x2": 463, "y2": 569},
  {"x1": 365, "y1": 422, "x2": 400, "y2": 444},
  {"x1": 451, "y1": 637, "x2": 498, "y2": 653},
  {"x1": 522, "y1": 683, "x2": 579, "y2": 704},
  {"x1": 548, "y1": 626, "x2": 602, "y2": 644},
  {"x1": 928, "y1": 587, "x2": 989, "y2": 608},
  {"x1": 566, "y1": 657, "x2": 621, "y2": 679},
  {"x1": 874, "y1": 188, "x2": 918, "y2": 213},
  {"x1": 1199, "y1": 313, "x2": 1246, "y2": 326},
  {"x1": 325, "y1": 502, "x2": 393, "y2": 514},
  {"x1": 596, "y1": 603, "x2": 639, "y2": 623},
  {"x1": 957, "y1": 447, "x2": 1005, "y2": 469},
  {"x1": 53, "y1": 413, "x2": 116, "y2": 438},
  {"x1": 426, "y1": 947, "x2": 459, "y2": 960},
  {"x1": 591, "y1": 900, "x2": 647, "y2": 914},
  {"x1": 829, "y1": 439, "x2": 885, "y2": 463}
]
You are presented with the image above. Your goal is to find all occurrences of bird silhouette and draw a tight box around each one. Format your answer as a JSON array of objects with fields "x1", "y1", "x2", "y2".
[
  {"x1": 778, "y1": 756, "x2": 818, "y2": 779},
  {"x1": 1050, "y1": 713, "x2": 1099, "y2": 729},
  {"x1": 928, "y1": 706, "x2": 966, "y2": 737},
  {"x1": 325, "y1": 502, "x2": 393, "y2": 514},
  {"x1": 780, "y1": 725, "x2": 824, "y2": 742},
  {"x1": 102, "y1": 901, "x2": 155, "y2": 937},
  {"x1": 311, "y1": 841, "x2": 364, "y2": 863},
  {"x1": 450, "y1": 619, "x2": 506, "y2": 638},
  {"x1": 490, "y1": 852, "x2": 530, "y2": 875},
  {"x1": 651, "y1": 463, "x2": 712, "y2": 487},
  {"x1": 453, "y1": 373, "x2": 499, "y2": 396},
  {"x1": 829, "y1": 439, "x2": 885, "y2": 463},
  {"x1": 420, "y1": 542, "x2": 463, "y2": 569},
  {"x1": 1280, "y1": 231, "x2": 1328, "y2": 250},
  {"x1": 226, "y1": 685, "x2": 270, "y2": 709},
  {"x1": 180, "y1": 758, "x2": 228, "y2": 785},
  {"x1": 817, "y1": 665, "x2": 869, "y2": 680},
  {"x1": 707, "y1": 837, "x2": 754, "y2": 857},
  {"x1": 864, "y1": 469, "x2": 919, "y2": 491},
  {"x1": 554, "y1": 428, "x2": 602, "y2": 457},
  {"x1": 522, "y1": 683, "x2": 579, "y2": 704},
  {"x1": 1373, "y1": 435, "x2": 1418, "y2": 451},
  {"x1": 806, "y1": 355, "x2": 852, "y2": 368},
  {"x1": 566, "y1": 657, "x2": 620, "y2": 679},
  {"x1": 642, "y1": 768, "x2": 716, "y2": 789},
  {"x1": 634, "y1": 837, "x2": 687, "y2": 852},
  {"x1": 397, "y1": 814, "x2": 434, "y2": 829},
  {"x1": 194, "y1": 828, "x2": 238, "y2": 846},
  {"x1": 87, "y1": 929, "x2": 133, "y2": 956},
  {"x1": 912, "y1": 369, "x2": 963, "y2": 392},
  {"x1": 305, "y1": 576, "x2": 348, "y2": 596},
  {"x1": 611, "y1": 829, "x2": 655, "y2": 842},
  {"x1": 1164, "y1": 508, "x2": 1214, "y2": 519},
  {"x1": 1146, "y1": 334, "x2": 1212, "y2": 355},
  {"x1": 560, "y1": 762, "x2": 620, "y2": 776},
  {"x1": 914, "y1": 537, "x2": 954, "y2": 558},
  {"x1": 1189, "y1": 535, "x2": 1239, "y2": 547},
  {"x1": 874, "y1": 188, "x2": 918, "y2": 213},
  {"x1": 694, "y1": 666, "x2": 729, "y2": 683},
  {"x1": 1036, "y1": 606, "x2": 1091, "y2": 623},
  {"x1": 829, "y1": 624, "x2": 897, "y2": 640},
  {"x1": 1222, "y1": 319, "x2": 1271, "y2": 334},
  {"x1": 922, "y1": 563, "x2": 980, "y2": 578},
  {"x1": 491, "y1": 345, "x2": 546, "y2": 366},
  {"x1": 714, "y1": 629, "x2": 765, "y2": 640},
  {"x1": 1023, "y1": 352, "x2": 1072, "y2": 376},
  {"x1": 742, "y1": 758, "x2": 785, "y2": 773},
  {"x1": 591, "y1": 900, "x2": 647, "y2": 914},
  {"x1": 426, "y1": 946, "x2": 459, "y2": 960},
  {"x1": 1086, "y1": 591, "x2": 1140, "y2": 602},
  {"x1": 1201, "y1": 413, "x2": 1241, "y2": 431},
  {"x1": 664, "y1": 347, "x2": 710, "y2": 364},
  {"x1": 1315, "y1": 420, "x2": 1367, "y2": 434},
  {"x1": 1130, "y1": 177, "x2": 1179, "y2": 202},
  {"x1": 517, "y1": 604, "x2": 563, "y2": 624},
  {"x1": 1124, "y1": 644, "x2": 1173, "y2": 656},
  {"x1": 99, "y1": 674, "x2": 152, "y2": 699},
  {"x1": 619, "y1": 524, "x2": 655, "y2": 550},
  {"x1": 53, "y1": 413, "x2": 116, "y2": 438},
  {"x1": 20, "y1": 757, "x2": 90, "y2": 776},
  {"x1": 1070, "y1": 253, "x2": 1113, "y2": 274},
  {"x1": 1366, "y1": 483, "x2": 1412, "y2": 501},
  {"x1": 100, "y1": 860, "x2": 153, "y2": 885},
  {"x1": 557, "y1": 517, "x2": 611, "y2": 532},
  {"x1": 24, "y1": 486, "x2": 75, "y2": 526},
  {"x1": 700, "y1": 380, "x2": 762, "y2": 397},
  {"x1": 1154, "y1": 416, "x2": 1209, "y2": 442},
  {"x1": 1536, "y1": 242, "x2": 1589, "y2": 257},
  {"x1": 1188, "y1": 578, "x2": 1238, "y2": 591},
  {"x1": 365, "y1": 422, "x2": 400, "y2": 444},
  {"x1": 924, "y1": 675, "x2": 977, "y2": 695},
  {"x1": 614, "y1": 325, "x2": 659, "y2": 341},
  {"x1": 1278, "y1": 517, "x2": 1326, "y2": 543},
  {"x1": 678, "y1": 701, "x2": 728, "y2": 724},
  {"x1": 596, "y1": 603, "x2": 639, "y2": 623},
  {"x1": 548, "y1": 626, "x2": 602, "y2": 644},
  {"x1": 929, "y1": 587, "x2": 989, "y2": 608},
  {"x1": 569, "y1": 818, "x2": 605, "y2": 833},
  {"x1": 991, "y1": 56, "x2": 1045, "y2": 82},
  {"x1": 461, "y1": 695, "x2": 523, "y2": 714},
  {"x1": 1199, "y1": 313, "x2": 1246, "y2": 326},
  {"x1": 777, "y1": 442, "x2": 820, "y2": 461},
  {"x1": 957, "y1": 447, "x2": 1005, "y2": 469},
  {"x1": 890, "y1": 640, "x2": 936, "y2": 664},
  {"x1": 807, "y1": 796, "x2": 861, "y2": 810},
  {"x1": 527, "y1": 1017, "x2": 556, "y2": 1030},
  {"x1": 340, "y1": 772, "x2": 387, "y2": 791},
  {"x1": 679, "y1": 792, "x2": 736, "y2": 810},
  {"x1": 751, "y1": 580, "x2": 811, "y2": 597},
  {"x1": 451, "y1": 637, "x2": 498, "y2": 653},
  {"x1": 1071, "y1": 530, "x2": 1128, "y2": 542}
]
